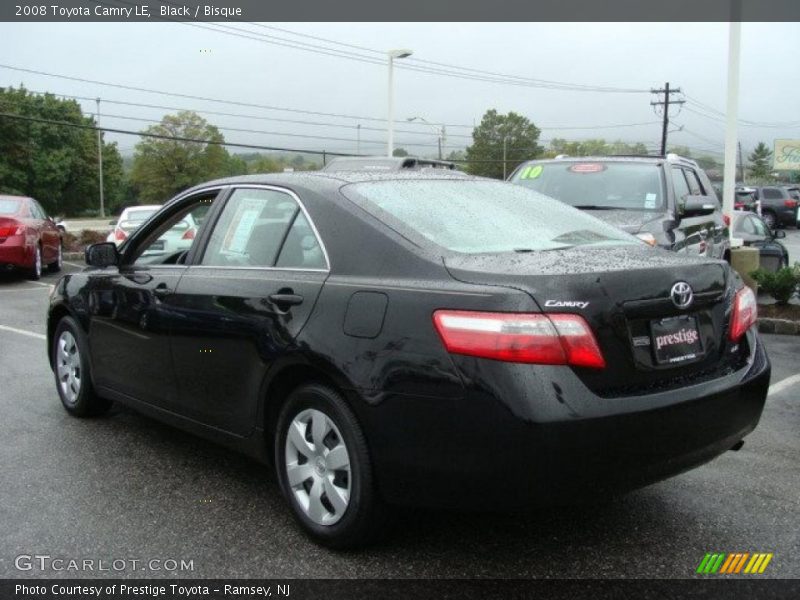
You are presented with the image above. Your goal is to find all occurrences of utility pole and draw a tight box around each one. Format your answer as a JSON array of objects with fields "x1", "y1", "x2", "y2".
[
  {"x1": 650, "y1": 82, "x2": 685, "y2": 156},
  {"x1": 96, "y1": 97, "x2": 105, "y2": 218},
  {"x1": 502, "y1": 136, "x2": 508, "y2": 179},
  {"x1": 737, "y1": 141, "x2": 745, "y2": 183},
  {"x1": 356, "y1": 124, "x2": 361, "y2": 155}
]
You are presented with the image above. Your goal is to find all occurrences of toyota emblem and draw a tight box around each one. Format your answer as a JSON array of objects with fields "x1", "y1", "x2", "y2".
[{"x1": 670, "y1": 281, "x2": 694, "y2": 309}]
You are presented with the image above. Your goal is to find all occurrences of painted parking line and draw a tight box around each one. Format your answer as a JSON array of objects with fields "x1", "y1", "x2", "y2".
[
  {"x1": 63, "y1": 261, "x2": 83, "y2": 268},
  {"x1": 0, "y1": 324, "x2": 46, "y2": 340},
  {"x1": 0, "y1": 286, "x2": 51, "y2": 293},
  {"x1": 768, "y1": 373, "x2": 800, "y2": 397}
]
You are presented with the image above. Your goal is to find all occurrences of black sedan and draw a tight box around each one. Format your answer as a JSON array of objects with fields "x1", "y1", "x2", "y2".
[
  {"x1": 47, "y1": 172, "x2": 770, "y2": 548},
  {"x1": 731, "y1": 210, "x2": 790, "y2": 272}
]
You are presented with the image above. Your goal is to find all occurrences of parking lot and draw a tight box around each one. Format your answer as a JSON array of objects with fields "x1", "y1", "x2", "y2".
[{"x1": 0, "y1": 243, "x2": 798, "y2": 580}]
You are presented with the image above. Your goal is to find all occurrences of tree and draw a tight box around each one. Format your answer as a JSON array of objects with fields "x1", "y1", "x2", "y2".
[
  {"x1": 392, "y1": 147, "x2": 409, "y2": 157},
  {"x1": 748, "y1": 142, "x2": 773, "y2": 179},
  {"x1": 0, "y1": 86, "x2": 123, "y2": 216},
  {"x1": 129, "y1": 111, "x2": 238, "y2": 204},
  {"x1": 465, "y1": 110, "x2": 542, "y2": 179}
]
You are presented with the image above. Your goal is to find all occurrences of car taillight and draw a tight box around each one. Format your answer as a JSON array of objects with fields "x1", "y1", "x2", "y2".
[
  {"x1": 0, "y1": 225, "x2": 23, "y2": 237},
  {"x1": 784, "y1": 200, "x2": 798, "y2": 208},
  {"x1": 182, "y1": 228, "x2": 196, "y2": 240},
  {"x1": 723, "y1": 214, "x2": 731, "y2": 227},
  {"x1": 114, "y1": 229, "x2": 128, "y2": 241},
  {"x1": 432, "y1": 310, "x2": 606, "y2": 368},
  {"x1": 729, "y1": 286, "x2": 757, "y2": 342}
]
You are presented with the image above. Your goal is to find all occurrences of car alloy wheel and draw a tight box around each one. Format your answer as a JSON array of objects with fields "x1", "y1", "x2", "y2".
[
  {"x1": 284, "y1": 408, "x2": 351, "y2": 526},
  {"x1": 56, "y1": 330, "x2": 81, "y2": 405},
  {"x1": 32, "y1": 246, "x2": 42, "y2": 279},
  {"x1": 762, "y1": 212, "x2": 776, "y2": 229}
]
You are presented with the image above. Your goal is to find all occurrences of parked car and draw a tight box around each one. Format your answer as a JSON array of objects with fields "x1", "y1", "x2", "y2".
[
  {"x1": 106, "y1": 205, "x2": 161, "y2": 246},
  {"x1": 753, "y1": 186, "x2": 799, "y2": 229},
  {"x1": 48, "y1": 172, "x2": 769, "y2": 548},
  {"x1": 321, "y1": 156, "x2": 458, "y2": 172},
  {"x1": 735, "y1": 186, "x2": 759, "y2": 213},
  {"x1": 509, "y1": 154, "x2": 730, "y2": 262},
  {"x1": 731, "y1": 210, "x2": 789, "y2": 272},
  {"x1": 0, "y1": 194, "x2": 62, "y2": 279}
]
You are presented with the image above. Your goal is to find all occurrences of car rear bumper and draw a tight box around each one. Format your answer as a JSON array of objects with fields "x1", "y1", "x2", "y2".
[
  {"x1": 0, "y1": 240, "x2": 31, "y2": 269},
  {"x1": 367, "y1": 332, "x2": 770, "y2": 509}
]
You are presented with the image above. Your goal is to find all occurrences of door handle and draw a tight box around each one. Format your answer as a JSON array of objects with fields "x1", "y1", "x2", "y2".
[
  {"x1": 268, "y1": 292, "x2": 304, "y2": 307},
  {"x1": 154, "y1": 283, "x2": 172, "y2": 298}
]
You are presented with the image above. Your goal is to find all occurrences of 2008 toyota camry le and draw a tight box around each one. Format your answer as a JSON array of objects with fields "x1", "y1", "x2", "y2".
[{"x1": 47, "y1": 171, "x2": 770, "y2": 548}]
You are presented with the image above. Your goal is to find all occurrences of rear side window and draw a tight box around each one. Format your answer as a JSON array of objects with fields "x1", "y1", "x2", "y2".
[
  {"x1": 762, "y1": 188, "x2": 784, "y2": 200},
  {"x1": 344, "y1": 180, "x2": 637, "y2": 254},
  {"x1": 671, "y1": 168, "x2": 691, "y2": 200},
  {"x1": 683, "y1": 169, "x2": 705, "y2": 195},
  {"x1": 0, "y1": 199, "x2": 21, "y2": 215},
  {"x1": 201, "y1": 188, "x2": 326, "y2": 269}
]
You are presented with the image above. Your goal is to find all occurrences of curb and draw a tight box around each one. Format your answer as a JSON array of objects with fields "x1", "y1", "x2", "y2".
[
  {"x1": 758, "y1": 318, "x2": 800, "y2": 336},
  {"x1": 64, "y1": 252, "x2": 84, "y2": 261}
]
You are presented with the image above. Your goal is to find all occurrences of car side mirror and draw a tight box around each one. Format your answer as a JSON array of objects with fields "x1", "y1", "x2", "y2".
[
  {"x1": 85, "y1": 242, "x2": 119, "y2": 268},
  {"x1": 681, "y1": 195, "x2": 717, "y2": 217},
  {"x1": 773, "y1": 229, "x2": 786, "y2": 239}
]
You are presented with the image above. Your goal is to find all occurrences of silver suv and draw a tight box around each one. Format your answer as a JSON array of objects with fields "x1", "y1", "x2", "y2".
[{"x1": 509, "y1": 154, "x2": 730, "y2": 262}]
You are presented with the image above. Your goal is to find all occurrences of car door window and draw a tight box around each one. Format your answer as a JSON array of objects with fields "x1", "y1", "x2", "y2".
[
  {"x1": 762, "y1": 188, "x2": 783, "y2": 200},
  {"x1": 751, "y1": 217, "x2": 770, "y2": 237},
  {"x1": 275, "y1": 210, "x2": 327, "y2": 270},
  {"x1": 201, "y1": 188, "x2": 298, "y2": 268},
  {"x1": 738, "y1": 216, "x2": 757, "y2": 235},
  {"x1": 671, "y1": 168, "x2": 691, "y2": 202},
  {"x1": 683, "y1": 169, "x2": 704, "y2": 195},
  {"x1": 132, "y1": 199, "x2": 213, "y2": 266}
]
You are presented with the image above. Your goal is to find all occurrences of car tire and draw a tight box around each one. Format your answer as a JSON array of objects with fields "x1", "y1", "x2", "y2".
[
  {"x1": 762, "y1": 211, "x2": 777, "y2": 230},
  {"x1": 28, "y1": 245, "x2": 42, "y2": 280},
  {"x1": 275, "y1": 383, "x2": 385, "y2": 549},
  {"x1": 52, "y1": 316, "x2": 112, "y2": 417},
  {"x1": 48, "y1": 243, "x2": 63, "y2": 273}
]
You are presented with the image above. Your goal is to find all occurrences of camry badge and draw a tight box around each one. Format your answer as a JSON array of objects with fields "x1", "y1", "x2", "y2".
[{"x1": 670, "y1": 282, "x2": 694, "y2": 309}]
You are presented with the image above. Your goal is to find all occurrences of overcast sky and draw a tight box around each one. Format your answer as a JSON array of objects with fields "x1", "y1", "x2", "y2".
[{"x1": 2, "y1": 21, "x2": 799, "y2": 159}]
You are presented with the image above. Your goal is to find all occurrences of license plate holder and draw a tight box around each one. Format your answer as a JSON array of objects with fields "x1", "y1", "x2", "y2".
[{"x1": 651, "y1": 315, "x2": 704, "y2": 365}]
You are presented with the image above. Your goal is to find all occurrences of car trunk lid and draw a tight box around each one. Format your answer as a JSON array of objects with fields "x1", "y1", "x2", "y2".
[{"x1": 444, "y1": 245, "x2": 747, "y2": 397}]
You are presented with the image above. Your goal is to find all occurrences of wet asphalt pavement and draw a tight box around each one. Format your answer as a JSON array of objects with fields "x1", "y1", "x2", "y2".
[{"x1": 0, "y1": 259, "x2": 798, "y2": 580}]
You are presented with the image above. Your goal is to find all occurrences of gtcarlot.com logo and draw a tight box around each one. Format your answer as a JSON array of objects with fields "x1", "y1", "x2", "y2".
[
  {"x1": 14, "y1": 554, "x2": 195, "y2": 573},
  {"x1": 697, "y1": 552, "x2": 773, "y2": 575}
]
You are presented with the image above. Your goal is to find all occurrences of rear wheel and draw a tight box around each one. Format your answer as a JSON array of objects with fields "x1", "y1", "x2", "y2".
[
  {"x1": 48, "y1": 243, "x2": 63, "y2": 273},
  {"x1": 275, "y1": 383, "x2": 384, "y2": 549},
  {"x1": 28, "y1": 245, "x2": 42, "y2": 280},
  {"x1": 52, "y1": 316, "x2": 111, "y2": 417}
]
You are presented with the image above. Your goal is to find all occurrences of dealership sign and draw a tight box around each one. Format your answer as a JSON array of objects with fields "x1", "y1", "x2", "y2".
[{"x1": 773, "y1": 139, "x2": 800, "y2": 171}]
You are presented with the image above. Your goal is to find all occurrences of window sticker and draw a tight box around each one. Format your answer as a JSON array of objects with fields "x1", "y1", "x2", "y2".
[
  {"x1": 568, "y1": 163, "x2": 606, "y2": 174},
  {"x1": 224, "y1": 198, "x2": 263, "y2": 253},
  {"x1": 529, "y1": 165, "x2": 543, "y2": 179},
  {"x1": 644, "y1": 193, "x2": 657, "y2": 209}
]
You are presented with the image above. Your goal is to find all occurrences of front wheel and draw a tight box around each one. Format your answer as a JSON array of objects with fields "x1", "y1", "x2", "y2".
[
  {"x1": 275, "y1": 383, "x2": 385, "y2": 549},
  {"x1": 52, "y1": 316, "x2": 111, "y2": 417}
]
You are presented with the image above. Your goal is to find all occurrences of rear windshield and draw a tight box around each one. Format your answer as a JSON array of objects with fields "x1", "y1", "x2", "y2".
[
  {"x1": 0, "y1": 199, "x2": 21, "y2": 215},
  {"x1": 511, "y1": 161, "x2": 665, "y2": 212},
  {"x1": 344, "y1": 180, "x2": 638, "y2": 254}
]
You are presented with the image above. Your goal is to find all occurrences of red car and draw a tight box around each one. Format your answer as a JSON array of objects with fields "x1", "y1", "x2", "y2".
[{"x1": 0, "y1": 194, "x2": 62, "y2": 280}]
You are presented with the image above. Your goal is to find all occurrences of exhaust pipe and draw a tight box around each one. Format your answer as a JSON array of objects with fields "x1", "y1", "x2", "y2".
[{"x1": 730, "y1": 440, "x2": 745, "y2": 452}]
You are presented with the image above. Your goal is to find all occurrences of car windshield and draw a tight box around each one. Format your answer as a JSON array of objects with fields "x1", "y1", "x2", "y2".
[
  {"x1": 0, "y1": 199, "x2": 22, "y2": 215},
  {"x1": 344, "y1": 180, "x2": 638, "y2": 254},
  {"x1": 511, "y1": 161, "x2": 665, "y2": 212},
  {"x1": 125, "y1": 209, "x2": 157, "y2": 222}
]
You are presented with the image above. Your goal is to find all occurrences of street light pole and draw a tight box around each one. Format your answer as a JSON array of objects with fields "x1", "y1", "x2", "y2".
[
  {"x1": 387, "y1": 49, "x2": 413, "y2": 157},
  {"x1": 96, "y1": 97, "x2": 105, "y2": 218},
  {"x1": 722, "y1": 21, "x2": 741, "y2": 227}
]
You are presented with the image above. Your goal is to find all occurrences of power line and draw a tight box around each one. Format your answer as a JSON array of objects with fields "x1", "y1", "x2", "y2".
[
  {"x1": 0, "y1": 111, "x2": 361, "y2": 157},
  {"x1": 106, "y1": 0, "x2": 649, "y2": 94}
]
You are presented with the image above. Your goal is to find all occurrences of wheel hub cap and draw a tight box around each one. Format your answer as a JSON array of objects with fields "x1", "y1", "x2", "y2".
[
  {"x1": 56, "y1": 331, "x2": 81, "y2": 404},
  {"x1": 284, "y1": 408, "x2": 351, "y2": 526}
]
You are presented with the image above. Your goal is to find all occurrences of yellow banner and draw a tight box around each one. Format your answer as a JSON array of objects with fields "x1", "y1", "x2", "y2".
[{"x1": 773, "y1": 139, "x2": 800, "y2": 170}]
